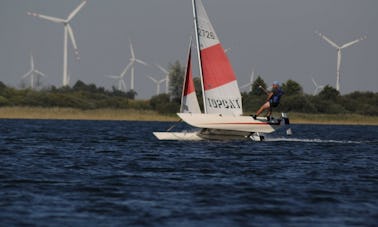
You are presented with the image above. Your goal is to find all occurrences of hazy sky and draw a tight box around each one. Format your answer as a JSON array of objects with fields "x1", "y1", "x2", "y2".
[{"x1": 1, "y1": 0, "x2": 377, "y2": 99}]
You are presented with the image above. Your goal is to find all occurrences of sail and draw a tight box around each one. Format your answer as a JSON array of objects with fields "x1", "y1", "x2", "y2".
[
  {"x1": 181, "y1": 39, "x2": 201, "y2": 113},
  {"x1": 193, "y1": 0, "x2": 243, "y2": 116}
]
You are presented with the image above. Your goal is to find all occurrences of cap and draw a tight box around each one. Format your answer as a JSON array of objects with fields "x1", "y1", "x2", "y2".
[{"x1": 273, "y1": 81, "x2": 280, "y2": 86}]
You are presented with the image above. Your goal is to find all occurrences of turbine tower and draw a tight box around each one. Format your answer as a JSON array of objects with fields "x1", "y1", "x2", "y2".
[
  {"x1": 21, "y1": 54, "x2": 46, "y2": 89},
  {"x1": 128, "y1": 40, "x2": 148, "y2": 91},
  {"x1": 311, "y1": 77, "x2": 325, "y2": 95},
  {"x1": 315, "y1": 31, "x2": 366, "y2": 92},
  {"x1": 147, "y1": 76, "x2": 166, "y2": 95},
  {"x1": 28, "y1": 1, "x2": 87, "y2": 87},
  {"x1": 240, "y1": 67, "x2": 255, "y2": 92},
  {"x1": 155, "y1": 64, "x2": 170, "y2": 94}
]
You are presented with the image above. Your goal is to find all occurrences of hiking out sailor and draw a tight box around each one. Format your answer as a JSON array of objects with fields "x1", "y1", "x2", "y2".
[{"x1": 253, "y1": 81, "x2": 283, "y2": 120}]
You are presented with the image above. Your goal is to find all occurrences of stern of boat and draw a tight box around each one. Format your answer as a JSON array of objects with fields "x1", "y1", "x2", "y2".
[{"x1": 280, "y1": 112, "x2": 290, "y2": 125}]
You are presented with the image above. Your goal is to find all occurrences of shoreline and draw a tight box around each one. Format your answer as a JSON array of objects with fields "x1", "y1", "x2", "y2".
[
  {"x1": 0, "y1": 107, "x2": 377, "y2": 125},
  {"x1": 0, "y1": 107, "x2": 177, "y2": 122}
]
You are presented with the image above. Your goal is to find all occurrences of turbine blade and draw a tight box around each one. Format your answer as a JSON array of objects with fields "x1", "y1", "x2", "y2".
[
  {"x1": 250, "y1": 68, "x2": 255, "y2": 82},
  {"x1": 28, "y1": 12, "x2": 64, "y2": 23},
  {"x1": 22, "y1": 70, "x2": 32, "y2": 79},
  {"x1": 135, "y1": 59, "x2": 148, "y2": 66},
  {"x1": 121, "y1": 61, "x2": 133, "y2": 77},
  {"x1": 156, "y1": 64, "x2": 169, "y2": 74},
  {"x1": 30, "y1": 54, "x2": 34, "y2": 69},
  {"x1": 67, "y1": 0, "x2": 87, "y2": 22},
  {"x1": 67, "y1": 24, "x2": 80, "y2": 60},
  {"x1": 34, "y1": 70, "x2": 45, "y2": 77},
  {"x1": 341, "y1": 36, "x2": 366, "y2": 49},
  {"x1": 311, "y1": 77, "x2": 318, "y2": 87},
  {"x1": 117, "y1": 79, "x2": 122, "y2": 90},
  {"x1": 240, "y1": 83, "x2": 250, "y2": 89},
  {"x1": 147, "y1": 75, "x2": 158, "y2": 83},
  {"x1": 129, "y1": 40, "x2": 135, "y2": 59},
  {"x1": 315, "y1": 31, "x2": 340, "y2": 49},
  {"x1": 121, "y1": 79, "x2": 127, "y2": 91},
  {"x1": 105, "y1": 75, "x2": 120, "y2": 79}
]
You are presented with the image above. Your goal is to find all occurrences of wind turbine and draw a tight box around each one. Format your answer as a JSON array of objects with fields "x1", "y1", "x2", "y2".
[
  {"x1": 67, "y1": 72, "x2": 71, "y2": 85},
  {"x1": 128, "y1": 40, "x2": 149, "y2": 91},
  {"x1": 21, "y1": 54, "x2": 46, "y2": 89},
  {"x1": 240, "y1": 67, "x2": 255, "y2": 92},
  {"x1": 311, "y1": 77, "x2": 325, "y2": 95},
  {"x1": 104, "y1": 61, "x2": 133, "y2": 92},
  {"x1": 155, "y1": 64, "x2": 170, "y2": 94},
  {"x1": 315, "y1": 31, "x2": 366, "y2": 92},
  {"x1": 147, "y1": 75, "x2": 166, "y2": 95},
  {"x1": 28, "y1": 1, "x2": 87, "y2": 87},
  {"x1": 105, "y1": 75, "x2": 127, "y2": 92}
]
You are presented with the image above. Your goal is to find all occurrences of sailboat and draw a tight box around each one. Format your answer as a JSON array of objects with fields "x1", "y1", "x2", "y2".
[{"x1": 153, "y1": 0, "x2": 289, "y2": 141}]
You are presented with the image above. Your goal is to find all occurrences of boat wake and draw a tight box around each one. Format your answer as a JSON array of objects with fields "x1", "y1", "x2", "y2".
[{"x1": 264, "y1": 137, "x2": 362, "y2": 144}]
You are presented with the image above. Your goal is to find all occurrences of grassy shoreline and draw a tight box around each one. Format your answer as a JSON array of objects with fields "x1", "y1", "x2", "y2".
[
  {"x1": 0, "y1": 107, "x2": 177, "y2": 122},
  {"x1": 0, "y1": 107, "x2": 377, "y2": 125}
]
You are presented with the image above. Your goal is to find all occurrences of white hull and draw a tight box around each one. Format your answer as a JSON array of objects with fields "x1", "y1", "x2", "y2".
[
  {"x1": 153, "y1": 128, "x2": 265, "y2": 141},
  {"x1": 153, "y1": 131, "x2": 203, "y2": 141},
  {"x1": 177, "y1": 113, "x2": 286, "y2": 133}
]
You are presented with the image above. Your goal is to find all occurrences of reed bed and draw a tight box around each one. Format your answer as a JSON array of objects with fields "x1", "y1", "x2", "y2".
[
  {"x1": 0, "y1": 107, "x2": 177, "y2": 122},
  {"x1": 0, "y1": 107, "x2": 377, "y2": 125}
]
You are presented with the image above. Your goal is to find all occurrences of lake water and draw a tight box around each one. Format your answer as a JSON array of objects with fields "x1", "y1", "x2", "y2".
[{"x1": 0, "y1": 119, "x2": 377, "y2": 226}]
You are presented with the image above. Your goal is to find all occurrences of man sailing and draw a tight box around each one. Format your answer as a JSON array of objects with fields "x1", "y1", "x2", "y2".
[{"x1": 252, "y1": 81, "x2": 283, "y2": 120}]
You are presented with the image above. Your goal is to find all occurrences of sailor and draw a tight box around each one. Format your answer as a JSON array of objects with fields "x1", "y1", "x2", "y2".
[{"x1": 252, "y1": 81, "x2": 283, "y2": 120}]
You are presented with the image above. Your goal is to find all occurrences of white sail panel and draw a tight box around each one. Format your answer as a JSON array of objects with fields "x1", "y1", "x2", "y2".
[
  {"x1": 205, "y1": 81, "x2": 242, "y2": 115},
  {"x1": 195, "y1": 0, "x2": 242, "y2": 116},
  {"x1": 196, "y1": 0, "x2": 219, "y2": 49},
  {"x1": 182, "y1": 92, "x2": 201, "y2": 113}
]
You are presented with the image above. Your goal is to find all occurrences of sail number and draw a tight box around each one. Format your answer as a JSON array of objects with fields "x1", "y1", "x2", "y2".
[{"x1": 198, "y1": 28, "x2": 216, "y2": 40}]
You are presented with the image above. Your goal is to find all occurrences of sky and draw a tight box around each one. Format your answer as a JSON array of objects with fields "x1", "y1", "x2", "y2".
[{"x1": 0, "y1": 0, "x2": 377, "y2": 99}]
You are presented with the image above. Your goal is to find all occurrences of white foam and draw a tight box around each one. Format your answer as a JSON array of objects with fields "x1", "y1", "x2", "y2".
[{"x1": 264, "y1": 137, "x2": 361, "y2": 144}]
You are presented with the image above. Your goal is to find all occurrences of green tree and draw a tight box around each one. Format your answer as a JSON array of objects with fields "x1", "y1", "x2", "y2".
[
  {"x1": 1, "y1": 76, "x2": 377, "y2": 116},
  {"x1": 251, "y1": 76, "x2": 266, "y2": 96},
  {"x1": 280, "y1": 95, "x2": 316, "y2": 113},
  {"x1": 125, "y1": 90, "x2": 137, "y2": 99},
  {"x1": 318, "y1": 85, "x2": 339, "y2": 101},
  {"x1": 282, "y1": 79, "x2": 303, "y2": 96},
  {"x1": 73, "y1": 80, "x2": 88, "y2": 91},
  {"x1": 0, "y1": 81, "x2": 7, "y2": 90},
  {"x1": 168, "y1": 61, "x2": 185, "y2": 102},
  {"x1": 150, "y1": 93, "x2": 179, "y2": 114}
]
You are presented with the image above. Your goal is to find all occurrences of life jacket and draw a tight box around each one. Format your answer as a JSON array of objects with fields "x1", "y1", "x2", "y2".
[{"x1": 270, "y1": 87, "x2": 283, "y2": 107}]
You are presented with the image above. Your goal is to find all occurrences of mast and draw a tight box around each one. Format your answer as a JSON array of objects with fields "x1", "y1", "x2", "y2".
[{"x1": 191, "y1": 0, "x2": 207, "y2": 113}]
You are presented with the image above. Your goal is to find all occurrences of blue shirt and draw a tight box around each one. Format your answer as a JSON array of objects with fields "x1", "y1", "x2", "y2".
[{"x1": 270, "y1": 87, "x2": 283, "y2": 106}]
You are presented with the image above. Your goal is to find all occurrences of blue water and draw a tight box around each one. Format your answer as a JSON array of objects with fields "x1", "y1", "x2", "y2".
[{"x1": 0, "y1": 119, "x2": 377, "y2": 226}]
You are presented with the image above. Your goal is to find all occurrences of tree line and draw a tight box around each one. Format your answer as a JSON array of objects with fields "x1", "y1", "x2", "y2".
[{"x1": 1, "y1": 61, "x2": 377, "y2": 116}]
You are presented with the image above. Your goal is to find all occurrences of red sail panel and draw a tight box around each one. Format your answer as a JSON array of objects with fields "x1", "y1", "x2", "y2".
[
  {"x1": 200, "y1": 43, "x2": 237, "y2": 91},
  {"x1": 183, "y1": 48, "x2": 196, "y2": 96}
]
